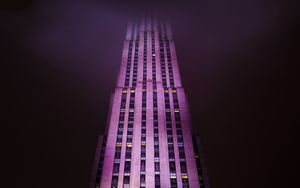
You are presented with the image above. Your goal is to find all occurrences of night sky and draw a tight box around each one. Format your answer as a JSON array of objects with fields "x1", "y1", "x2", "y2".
[{"x1": 1, "y1": 0, "x2": 298, "y2": 188}]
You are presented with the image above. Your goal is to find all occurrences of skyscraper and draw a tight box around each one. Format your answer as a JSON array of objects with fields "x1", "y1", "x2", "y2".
[{"x1": 91, "y1": 18, "x2": 209, "y2": 188}]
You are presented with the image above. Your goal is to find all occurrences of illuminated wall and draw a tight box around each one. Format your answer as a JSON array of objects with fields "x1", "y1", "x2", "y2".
[{"x1": 92, "y1": 17, "x2": 207, "y2": 188}]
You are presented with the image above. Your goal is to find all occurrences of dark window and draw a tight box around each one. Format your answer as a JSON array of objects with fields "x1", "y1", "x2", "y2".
[
  {"x1": 155, "y1": 162, "x2": 160, "y2": 172},
  {"x1": 117, "y1": 137, "x2": 122, "y2": 143},
  {"x1": 180, "y1": 162, "x2": 187, "y2": 173},
  {"x1": 141, "y1": 160, "x2": 145, "y2": 172},
  {"x1": 113, "y1": 163, "x2": 119, "y2": 173},
  {"x1": 124, "y1": 176, "x2": 130, "y2": 184},
  {"x1": 170, "y1": 161, "x2": 176, "y2": 173},
  {"x1": 177, "y1": 130, "x2": 182, "y2": 136},
  {"x1": 155, "y1": 175, "x2": 160, "y2": 187},
  {"x1": 179, "y1": 151, "x2": 185, "y2": 159},
  {"x1": 124, "y1": 161, "x2": 131, "y2": 173},
  {"x1": 111, "y1": 176, "x2": 118, "y2": 187},
  {"x1": 141, "y1": 136, "x2": 146, "y2": 141},
  {"x1": 127, "y1": 137, "x2": 132, "y2": 143},
  {"x1": 140, "y1": 174, "x2": 145, "y2": 186},
  {"x1": 170, "y1": 178, "x2": 177, "y2": 188},
  {"x1": 169, "y1": 152, "x2": 175, "y2": 159},
  {"x1": 115, "y1": 151, "x2": 121, "y2": 159}
]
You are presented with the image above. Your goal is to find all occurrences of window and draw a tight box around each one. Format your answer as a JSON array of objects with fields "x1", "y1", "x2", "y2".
[
  {"x1": 113, "y1": 163, "x2": 119, "y2": 173},
  {"x1": 115, "y1": 151, "x2": 121, "y2": 159},
  {"x1": 140, "y1": 174, "x2": 146, "y2": 187},
  {"x1": 155, "y1": 162, "x2": 160, "y2": 172},
  {"x1": 170, "y1": 178, "x2": 177, "y2": 188},
  {"x1": 155, "y1": 175, "x2": 160, "y2": 187},
  {"x1": 127, "y1": 137, "x2": 132, "y2": 143},
  {"x1": 178, "y1": 136, "x2": 183, "y2": 143},
  {"x1": 182, "y1": 173, "x2": 189, "y2": 187},
  {"x1": 141, "y1": 136, "x2": 146, "y2": 142},
  {"x1": 127, "y1": 130, "x2": 133, "y2": 135},
  {"x1": 177, "y1": 130, "x2": 182, "y2": 136},
  {"x1": 124, "y1": 161, "x2": 131, "y2": 173},
  {"x1": 170, "y1": 161, "x2": 176, "y2": 173},
  {"x1": 111, "y1": 176, "x2": 118, "y2": 187},
  {"x1": 179, "y1": 151, "x2": 185, "y2": 159},
  {"x1": 117, "y1": 137, "x2": 122, "y2": 143},
  {"x1": 155, "y1": 150, "x2": 159, "y2": 158},
  {"x1": 141, "y1": 160, "x2": 145, "y2": 172},
  {"x1": 180, "y1": 162, "x2": 187, "y2": 173},
  {"x1": 128, "y1": 123, "x2": 133, "y2": 128},
  {"x1": 169, "y1": 152, "x2": 175, "y2": 159},
  {"x1": 141, "y1": 145, "x2": 146, "y2": 157},
  {"x1": 124, "y1": 176, "x2": 130, "y2": 185}
]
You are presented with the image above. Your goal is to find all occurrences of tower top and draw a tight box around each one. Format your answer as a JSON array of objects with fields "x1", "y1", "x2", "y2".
[{"x1": 126, "y1": 18, "x2": 173, "y2": 40}]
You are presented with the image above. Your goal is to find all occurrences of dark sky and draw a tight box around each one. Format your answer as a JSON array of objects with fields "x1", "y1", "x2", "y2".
[{"x1": 1, "y1": 0, "x2": 298, "y2": 188}]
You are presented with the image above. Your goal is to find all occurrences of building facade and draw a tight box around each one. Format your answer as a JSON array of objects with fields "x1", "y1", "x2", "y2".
[{"x1": 91, "y1": 18, "x2": 208, "y2": 188}]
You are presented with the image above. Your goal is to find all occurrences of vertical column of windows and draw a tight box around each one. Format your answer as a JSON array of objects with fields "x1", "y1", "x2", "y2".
[
  {"x1": 164, "y1": 89, "x2": 178, "y2": 188},
  {"x1": 160, "y1": 21, "x2": 177, "y2": 187},
  {"x1": 159, "y1": 20, "x2": 178, "y2": 187},
  {"x1": 111, "y1": 88, "x2": 128, "y2": 188},
  {"x1": 192, "y1": 137, "x2": 206, "y2": 188},
  {"x1": 123, "y1": 88, "x2": 135, "y2": 188},
  {"x1": 162, "y1": 22, "x2": 174, "y2": 87},
  {"x1": 132, "y1": 24, "x2": 139, "y2": 87},
  {"x1": 142, "y1": 30, "x2": 147, "y2": 86},
  {"x1": 125, "y1": 41, "x2": 133, "y2": 87},
  {"x1": 125, "y1": 23, "x2": 135, "y2": 87},
  {"x1": 158, "y1": 23, "x2": 167, "y2": 87},
  {"x1": 140, "y1": 29, "x2": 147, "y2": 188},
  {"x1": 95, "y1": 135, "x2": 106, "y2": 188},
  {"x1": 152, "y1": 25, "x2": 160, "y2": 188},
  {"x1": 165, "y1": 40, "x2": 174, "y2": 87},
  {"x1": 172, "y1": 89, "x2": 189, "y2": 188}
]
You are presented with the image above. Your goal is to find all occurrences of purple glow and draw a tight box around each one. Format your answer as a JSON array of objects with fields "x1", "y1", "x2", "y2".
[{"x1": 92, "y1": 18, "x2": 202, "y2": 188}]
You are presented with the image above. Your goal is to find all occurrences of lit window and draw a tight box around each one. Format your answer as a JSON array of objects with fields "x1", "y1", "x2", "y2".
[
  {"x1": 126, "y1": 143, "x2": 132, "y2": 147},
  {"x1": 182, "y1": 175, "x2": 188, "y2": 179},
  {"x1": 116, "y1": 143, "x2": 122, "y2": 147}
]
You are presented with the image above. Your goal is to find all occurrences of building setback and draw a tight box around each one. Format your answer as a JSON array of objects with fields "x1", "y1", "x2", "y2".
[{"x1": 91, "y1": 17, "x2": 209, "y2": 188}]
